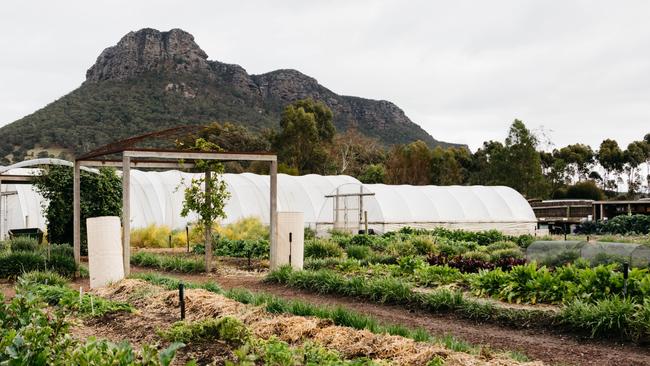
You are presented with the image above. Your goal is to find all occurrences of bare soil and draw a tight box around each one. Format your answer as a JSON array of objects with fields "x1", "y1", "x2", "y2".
[
  {"x1": 128, "y1": 266, "x2": 650, "y2": 366},
  {"x1": 0, "y1": 280, "x2": 15, "y2": 301}
]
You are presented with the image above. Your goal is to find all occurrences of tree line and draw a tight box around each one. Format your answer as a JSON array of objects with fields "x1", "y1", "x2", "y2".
[{"x1": 83, "y1": 98, "x2": 649, "y2": 201}]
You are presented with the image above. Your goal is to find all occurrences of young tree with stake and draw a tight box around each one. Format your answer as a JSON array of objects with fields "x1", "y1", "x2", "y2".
[{"x1": 178, "y1": 138, "x2": 230, "y2": 272}]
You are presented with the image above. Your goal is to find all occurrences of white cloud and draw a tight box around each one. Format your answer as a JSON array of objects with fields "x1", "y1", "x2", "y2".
[{"x1": 1, "y1": 0, "x2": 649, "y2": 151}]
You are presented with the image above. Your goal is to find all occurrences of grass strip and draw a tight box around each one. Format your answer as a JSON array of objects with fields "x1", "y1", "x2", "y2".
[{"x1": 131, "y1": 251, "x2": 205, "y2": 273}]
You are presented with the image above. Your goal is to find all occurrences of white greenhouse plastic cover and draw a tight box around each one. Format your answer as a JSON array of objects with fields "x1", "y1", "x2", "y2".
[{"x1": 1, "y1": 166, "x2": 538, "y2": 238}]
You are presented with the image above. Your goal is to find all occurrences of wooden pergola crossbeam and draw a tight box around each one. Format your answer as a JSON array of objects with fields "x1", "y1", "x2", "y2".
[{"x1": 73, "y1": 148, "x2": 278, "y2": 276}]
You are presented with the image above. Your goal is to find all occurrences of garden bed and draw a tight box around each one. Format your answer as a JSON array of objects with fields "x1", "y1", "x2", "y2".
[{"x1": 92, "y1": 278, "x2": 541, "y2": 366}]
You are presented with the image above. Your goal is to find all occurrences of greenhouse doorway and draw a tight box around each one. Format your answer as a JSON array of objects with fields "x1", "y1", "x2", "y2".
[{"x1": 323, "y1": 184, "x2": 375, "y2": 234}]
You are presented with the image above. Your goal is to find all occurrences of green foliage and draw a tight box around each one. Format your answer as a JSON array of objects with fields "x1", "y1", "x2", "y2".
[
  {"x1": 463, "y1": 250, "x2": 491, "y2": 262},
  {"x1": 17, "y1": 271, "x2": 68, "y2": 288},
  {"x1": 10, "y1": 237, "x2": 39, "y2": 252},
  {"x1": 1, "y1": 281, "x2": 181, "y2": 365},
  {"x1": 131, "y1": 252, "x2": 205, "y2": 273},
  {"x1": 136, "y1": 273, "x2": 485, "y2": 357},
  {"x1": 358, "y1": 164, "x2": 386, "y2": 184},
  {"x1": 560, "y1": 297, "x2": 650, "y2": 340},
  {"x1": 130, "y1": 273, "x2": 224, "y2": 295},
  {"x1": 272, "y1": 99, "x2": 336, "y2": 174},
  {"x1": 267, "y1": 266, "x2": 559, "y2": 336},
  {"x1": 489, "y1": 248, "x2": 524, "y2": 261},
  {"x1": 178, "y1": 138, "x2": 231, "y2": 232},
  {"x1": 16, "y1": 274, "x2": 133, "y2": 318},
  {"x1": 409, "y1": 237, "x2": 437, "y2": 255},
  {"x1": 33, "y1": 165, "x2": 122, "y2": 254},
  {"x1": 304, "y1": 239, "x2": 344, "y2": 259},
  {"x1": 346, "y1": 245, "x2": 372, "y2": 260},
  {"x1": 413, "y1": 265, "x2": 463, "y2": 287},
  {"x1": 469, "y1": 262, "x2": 650, "y2": 305},
  {"x1": 160, "y1": 317, "x2": 249, "y2": 346},
  {"x1": 581, "y1": 215, "x2": 650, "y2": 235},
  {"x1": 565, "y1": 181, "x2": 605, "y2": 200},
  {"x1": 0, "y1": 250, "x2": 77, "y2": 279},
  {"x1": 216, "y1": 217, "x2": 269, "y2": 241}
]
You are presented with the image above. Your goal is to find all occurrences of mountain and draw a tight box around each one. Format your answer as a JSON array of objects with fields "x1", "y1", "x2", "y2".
[{"x1": 0, "y1": 28, "x2": 461, "y2": 163}]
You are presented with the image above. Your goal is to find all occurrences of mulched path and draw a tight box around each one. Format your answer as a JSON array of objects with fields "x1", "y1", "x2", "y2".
[{"x1": 127, "y1": 266, "x2": 650, "y2": 366}]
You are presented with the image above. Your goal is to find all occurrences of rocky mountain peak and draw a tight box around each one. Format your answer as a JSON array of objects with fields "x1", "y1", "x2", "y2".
[{"x1": 86, "y1": 28, "x2": 209, "y2": 82}]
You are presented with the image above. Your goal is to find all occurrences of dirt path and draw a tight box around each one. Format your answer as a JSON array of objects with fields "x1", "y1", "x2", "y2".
[
  {"x1": 129, "y1": 267, "x2": 650, "y2": 366},
  {"x1": 0, "y1": 280, "x2": 15, "y2": 301}
]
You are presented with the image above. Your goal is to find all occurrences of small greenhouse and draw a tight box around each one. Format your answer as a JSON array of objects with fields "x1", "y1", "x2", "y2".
[{"x1": 527, "y1": 240, "x2": 650, "y2": 267}]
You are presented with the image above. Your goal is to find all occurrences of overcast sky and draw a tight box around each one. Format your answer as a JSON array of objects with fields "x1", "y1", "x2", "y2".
[{"x1": 1, "y1": 1, "x2": 649, "y2": 151}]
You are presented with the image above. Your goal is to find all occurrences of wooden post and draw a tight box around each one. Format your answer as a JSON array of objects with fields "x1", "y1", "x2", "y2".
[
  {"x1": 73, "y1": 161, "x2": 81, "y2": 273},
  {"x1": 204, "y1": 169, "x2": 212, "y2": 272},
  {"x1": 364, "y1": 210, "x2": 368, "y2": 234},
  {"x1": 600, "y1": 204, "x2": 604, "y2": 220},
  {"x1": 269, "y1": 160, "x2": 278, "y2": 269},
  {"x1": 0, "y1": 177, "x2": 3, "y2": 240},
  {"x1": 122, "y1": 155, "x2": 131, "y2": 276}
]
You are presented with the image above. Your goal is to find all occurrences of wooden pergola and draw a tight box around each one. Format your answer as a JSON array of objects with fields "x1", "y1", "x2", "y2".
[{"x1": 73, "y1": 129, "x2": 278, "y2": 276}]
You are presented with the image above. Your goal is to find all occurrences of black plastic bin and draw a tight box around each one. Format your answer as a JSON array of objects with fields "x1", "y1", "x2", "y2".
[{"x1": 8, "y1": 228, "x2": 44, "y2": 244}]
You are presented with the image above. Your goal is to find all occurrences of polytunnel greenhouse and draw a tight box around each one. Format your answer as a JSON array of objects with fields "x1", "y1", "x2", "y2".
[
  {"x1": 527, "y1": 240, "x2": 650, "y2": 267},
  {"x1": 1, "y1": 160, "x2": 538, "y2": 239}
]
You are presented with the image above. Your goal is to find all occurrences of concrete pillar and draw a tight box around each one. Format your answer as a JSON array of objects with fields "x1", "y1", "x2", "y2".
[
  {"x1": 122, "y1": 155, "x2": 131, "y2": 276},
  {"x1": 73, "y1": 161, "x2": 81, "y2": 270}
]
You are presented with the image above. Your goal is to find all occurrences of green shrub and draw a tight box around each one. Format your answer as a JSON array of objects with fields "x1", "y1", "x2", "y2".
[
  {"x1": 18, "y1": 270, "x2": 68, "y2": 288},
  {"x1": 463, "y1": 250, "x2": 491, "y2": 262},
  {"x1": 215, "y1": 238, "x2": 269, "y2": 259},
  {"x1": 489, "y1": 248, "x2": 524, "y2": 261},
  {"x1": 384, "y1": 241, "x2": 418, "y2": 258},
  {"x1": 46, "y1": 253, "x2": 77, "y2": 277},
  {"x1": 10, "y1": 237, "x2": 39, "y2": 252},
  {"x1": 348, "y1": 234, "x2": 373, "y2": 247},
  {"x1": 304, "y1": 257, "x2": 348, "y2": 270},
  {"x1": 304, "y1": 239, "x2": 343, "y2": 259},
  {"x1": 560, "y1": 297, "x2": 646, "y2": 339},
  {"x1": 346, "y1": 245, "x2": 372, "y2": 260},
  {"x1": 0, "y1": 251, "x2": 46, "y2": 278},
  {"x1": 48, "y1": 243, "x2": 74, "y2": 257},
  {"x1": 409, "y1": 237, "x2": 437, "y2": 255},
  {"x1": 160, "y1": 317, "x2": 249, "y2": 346},
  {"x1": 413, "y1": 265, "x2": 463, "y2": 287},
  {"x1": 486, "y1": 241, "x2": 519, "y2": 251},
  {"x1": 367, "y1": 252, "x2": 398, "y2": 265},
  {"x1": 130, "y1": 252, "x2": 205, "y2": 273}
]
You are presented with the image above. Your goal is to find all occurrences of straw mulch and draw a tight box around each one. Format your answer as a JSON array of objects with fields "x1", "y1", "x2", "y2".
[{"x1": 95, "y1": 279, "x2": 544, "y2": 366}]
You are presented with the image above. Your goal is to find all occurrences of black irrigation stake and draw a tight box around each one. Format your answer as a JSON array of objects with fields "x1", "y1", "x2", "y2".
[
  {"x1": 186, "y1": 226, "x2": 190, "y2": 253},
  {"x1": 622, "y1": 262, "x2": 629, "y2": 297},
  {"x1": 179, "y1": 283, "x2": 186, "y2": 320}
]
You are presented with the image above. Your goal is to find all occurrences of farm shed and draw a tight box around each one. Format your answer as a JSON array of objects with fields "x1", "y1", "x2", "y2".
[{"x1": 1, "y1": 161, "x2": 538, "y2": 238}]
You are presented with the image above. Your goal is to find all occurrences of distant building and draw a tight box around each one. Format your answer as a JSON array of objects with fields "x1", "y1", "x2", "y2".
[
  {"x1": 593, "y1": 199, "x2": 650, "y2": 220},
  {"x1": 529, "y1": 199, "x2": 594, "y2": 234},
  {"x1": 530, "y1": 198, "x2": 650, "y2": 234}
]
